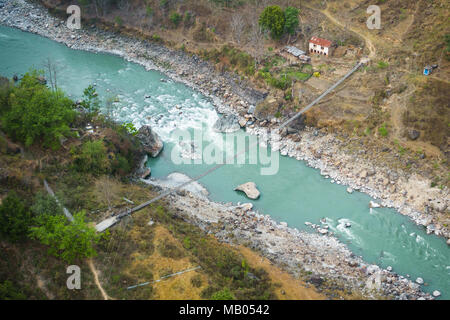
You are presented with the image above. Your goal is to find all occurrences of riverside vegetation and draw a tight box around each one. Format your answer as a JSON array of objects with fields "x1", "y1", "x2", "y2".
[
  {"x1": 0, "y1": 0, "x2": 448, "y2": 300},
  {"x1": 0, "y1": 71, "x2": 327, "y2": 300}
]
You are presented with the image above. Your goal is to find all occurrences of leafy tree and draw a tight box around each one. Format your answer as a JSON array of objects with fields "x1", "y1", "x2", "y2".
[
  {"x1": 2, "y1": 70, "x2": 75, "y2": 149},
  {"x1": 72, "y1": 139, "x2": 110, "y2": 175},
  {"x1": 80, "y1": 84, "x2": 100, "y2": 114},
  {"x1": 284, "y1": 7, "x2": 299, "y2": 35},
  {"x1": 29, "y1": 211, "x2": 103, "y2": 263},
  {"x1": 0, "y1": 192, "x2": 32, "y2": 242},
  {"x1": 30, "y1": 192, "x2": 63, "y2": 217},
  {"x1": 259, "y1": 5, "x2": 285, "y2": 39}
]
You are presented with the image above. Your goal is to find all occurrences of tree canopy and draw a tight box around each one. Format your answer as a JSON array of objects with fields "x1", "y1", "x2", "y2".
[
  {"x1": 259, "y1": 5, "x2": 286, "y2": 39},
  {"x1": 29, "y1": 211, "x2": 103, "y2": 263},
  {"x1": 0, "y1": 192, "x2": 32, "y2": 242},
  {"x1": 259, "y1": 5, "x2": 300, "y2": 40},
  {"x1": 284, "y1": 7, "x2": 300, "y2": 35},
  {"x1": 1, "y1": 70, "x2": 76, "y2": 149}
]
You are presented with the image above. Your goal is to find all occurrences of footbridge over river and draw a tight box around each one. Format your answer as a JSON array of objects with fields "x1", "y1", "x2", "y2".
[{"x1": 95, "y1": 59, "x2": 369, "y2": 232}]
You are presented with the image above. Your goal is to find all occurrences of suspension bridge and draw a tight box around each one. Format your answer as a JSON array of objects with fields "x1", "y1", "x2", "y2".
[{"x1": 95, "y1": 59, "x2": 369, "y2": 233}]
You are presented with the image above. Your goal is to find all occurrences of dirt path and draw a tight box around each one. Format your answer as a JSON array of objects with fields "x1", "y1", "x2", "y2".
[
  {"x1": 387, "y1": 85, "x2": 442, "y2": 157},
  {"x1": 87, "y1": 259, "x2": 112, "y2": 300},
  {"x1": 319, "y1": 8, "x2": 376, "y2": 59}
]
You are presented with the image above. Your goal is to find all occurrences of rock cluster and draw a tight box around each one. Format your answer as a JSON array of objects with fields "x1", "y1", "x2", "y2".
[
  {"x1": 136, "y1": 125, "x2": 163, "y2": 158},
  {"x1": 213, "y1": 114, "x2": 241, "y2": 133}
]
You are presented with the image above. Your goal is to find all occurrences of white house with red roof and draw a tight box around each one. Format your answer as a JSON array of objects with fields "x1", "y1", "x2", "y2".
[{"x1": 309, "y1": 37, "x2": 333, "y2": 56}]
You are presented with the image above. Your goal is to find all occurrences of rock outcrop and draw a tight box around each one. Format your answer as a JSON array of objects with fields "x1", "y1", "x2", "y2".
[
  {"x1": 234, "y1": 182, "x2": 261, "y2": 200},
  {"x1": 136, "y1": 125, "x2": 163, "y2": 158},
  {"x1": 213, "y1": 114, "x2": 240, "y2": 133}
]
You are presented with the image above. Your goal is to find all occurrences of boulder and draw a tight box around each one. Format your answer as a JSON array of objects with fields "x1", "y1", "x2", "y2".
[
  {"x1": 213, "y1": 114, "x2": 240, "y2": 133},
  {"x1": 432, "y1": 290, "x2": 441, "y2": 297},
  {"x1": 239, "y1": 203, "x2": 253, "y2": 212},
  {"x1": 239, "y1": 118, "x2": 248, "y2": 128},
  {"x1": 141, "y1": 168, "x2": 151, "y2": 179},
  {"x1": 136, "y1": 125, "x2": 163, "y2": 158},
  {"x1": 415, "y1": 277, "x2": 424, "y2": 285},
  {"x1": 234, "y1": 182, "x2": 260, "y2": 200},
  {"x1": 407, "y1": 129, "x2": 420, "y2": 141}
]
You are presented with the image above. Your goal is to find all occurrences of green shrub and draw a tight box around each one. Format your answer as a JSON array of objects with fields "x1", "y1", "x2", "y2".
[
  {"x1": 2, "y1": 70, "x2": 75, "y2": 149},
  {"x1": 378, "y1": 123, "x2": 388, "y2": 137},
  {"x1": 72, "y1": 140, "x2": 110, "y2": 175},
  {"x1": 152, "y1": 34, "x2": 162, "y2": 42},
  {"x1": 169, "y1": 12, "x2": 182, "y2": 27},
  {"x1": 0, "y1": 281, "x2": 26, "y2": 300},
  {"x1": 284, "y1": 7, "x2": 299, "y2": 35},
  {"x1": 80, "y1": 84, "x2": 100, "y2": 114},
  {"x1": 211, "y1": 288, "x2": 235, "y2": 300},
  {"x1": 29, "y1": 211, "x2": 103, "y2": 263},
  {"x1": 31, "y1": 192, "x2": 63, "y2": 217},
  {"x1": 0, "y1": 192, "x2": 32, "y2": 242},
  {"x1": 0, "y1": 76, "x2": 12, "y2": 114},
  {"x1": 377, "y1": 61, "x2": 389, "y2": 69},
  {"x1": 114, "y1": 16, "x2": 123, "y2": 26},
  {"x1": 112, "y1": 154, "x2": 131, "y2": 176},
  {"x1": 121, "y1": 122, "x2": 138, "y2": 136}
]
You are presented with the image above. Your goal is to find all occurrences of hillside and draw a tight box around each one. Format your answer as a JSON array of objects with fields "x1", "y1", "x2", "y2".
[
  {"x1": 39, "y1": 0, "x2": 449, "y2": 186},
  {"x1": 0, "y1": 71, "x2": 342, "y2": 300},
  {"x1": 0, "y1": 0, "x2": 449, "y2": 301}
]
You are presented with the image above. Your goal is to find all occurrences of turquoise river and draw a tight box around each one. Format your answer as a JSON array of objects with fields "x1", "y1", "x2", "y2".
[{"x1": 0, "y1": 25, "x2": 448, "y2": 299}]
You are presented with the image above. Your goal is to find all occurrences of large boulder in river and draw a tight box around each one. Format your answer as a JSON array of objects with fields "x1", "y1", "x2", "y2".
[
  {"x1": 136, "y1": 125, "x2": 163, "y2": 158},
  {"x1": 213, "y1": 114, "x2": 240, "y2": 133},
  {"x1": 234, "y1": 182, "x2": 260, "y2": 200}
]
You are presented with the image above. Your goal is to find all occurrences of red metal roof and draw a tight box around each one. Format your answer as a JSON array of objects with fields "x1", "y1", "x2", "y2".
[{"x1": 309, "y1": 37, "x2": 332, "y2": 48}]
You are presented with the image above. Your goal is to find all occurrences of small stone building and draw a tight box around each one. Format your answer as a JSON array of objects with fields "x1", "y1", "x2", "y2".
[{"x1": 309, "y1": 37, "x2": 333, "y2": 56}]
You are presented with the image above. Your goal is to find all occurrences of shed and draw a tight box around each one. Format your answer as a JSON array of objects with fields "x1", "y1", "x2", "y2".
[{"x1": 282, "y1": 46, "x2": 311, "y2": 63}]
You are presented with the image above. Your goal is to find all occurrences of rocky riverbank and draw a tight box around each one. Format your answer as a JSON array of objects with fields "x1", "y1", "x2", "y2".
[
  {"x1": 141, "y1": 173, "x2": 434, "y2": 300},
  {"x1": 0, "y1": 0, "x2": 447, "y2": 299},
  {"x1": 0, "y1": 0, "x2": 447, "y2": 243}
]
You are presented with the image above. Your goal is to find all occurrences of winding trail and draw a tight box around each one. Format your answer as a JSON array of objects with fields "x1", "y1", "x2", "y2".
[
  {"x1": 319, "y1": 8, "x2": 377, "y2": 59},
  {"x1": 87, "y1": 259, "x2": 112, "y2": 300}
]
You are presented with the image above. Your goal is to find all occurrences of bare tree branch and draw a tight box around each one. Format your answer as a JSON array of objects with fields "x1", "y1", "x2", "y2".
[{"x1": 230, "y1": 13, "x2": 245, "y2": 45}]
